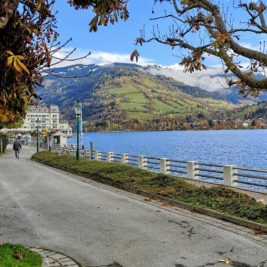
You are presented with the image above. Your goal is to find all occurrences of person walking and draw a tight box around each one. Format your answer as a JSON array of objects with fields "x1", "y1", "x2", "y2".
[{"x1": 13, "y1": 137, "x2": 22, "y2": 159}]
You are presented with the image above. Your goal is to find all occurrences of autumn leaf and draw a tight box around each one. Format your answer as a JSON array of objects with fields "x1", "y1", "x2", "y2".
[
  {"x1": 219, "y1": 259, "x2": 232, "y2": 265},
  {"x1": 7, "y1": 51, "x2": 14, "y2": 56},
  {"x1": 17, "y1": 60, "x2": 30, "y2": 75},
  {"x1": 36, "y1": 0, "x2": 45, "y2": 12},
  {"x1": 13, "y1": 59, "x2": 23, "y2": 73},
  {"x1": 130, "y1": 49, "x2": 140, "y2": 62},
  {"x1": 89, "y1": 15, "x2": 99, "y2": 32},
  {"x1": 14, "y1": 252, "x2": 24, "y2": 260},
  {"x1": 135, "y1": 38, "x2": 145, "y2": 46},
  {"x1": 254, "y1": 229, "x2": 265, "y2": 235},
  {"x1": 7, "y1": 56, "x2": 13, "y2": 66},
  {"x1": 144, "y1": 197, "x2": 152, "y2": 202},
  {"x1": 6, "y1": 53, "x2": 30, "y2": 75}
]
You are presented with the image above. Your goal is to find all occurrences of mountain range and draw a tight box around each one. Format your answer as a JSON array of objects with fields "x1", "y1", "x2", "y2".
[{"x1": 38, "y1": 63, "x2": 267, "y2": 131}]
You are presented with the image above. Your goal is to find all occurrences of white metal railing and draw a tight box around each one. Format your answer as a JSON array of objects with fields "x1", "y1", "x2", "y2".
[{"x1": 53, "y1": 147, "x2": 267, "y2": 194}]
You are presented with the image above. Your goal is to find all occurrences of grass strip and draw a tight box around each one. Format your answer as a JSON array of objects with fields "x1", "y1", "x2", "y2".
[
  {"x1": 32, "y1": 151, "x2": 267, "y2": 225},
  {"x1": 0, "y1": 244, "x2": 42, "y2": 267}
]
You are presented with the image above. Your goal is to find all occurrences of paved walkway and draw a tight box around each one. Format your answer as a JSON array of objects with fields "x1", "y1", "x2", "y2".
[{"x1": 0, "y1": 145, "x2": 267, "y2": 267}]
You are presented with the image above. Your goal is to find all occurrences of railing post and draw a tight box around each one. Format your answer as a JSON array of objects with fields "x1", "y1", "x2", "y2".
[
  {"x1": 160, "y1": 158, "x2": 169, "y2": 174},
  {"x1": 187, "y1": 161, "x2": 199, "y2": 180},
  {"x1": 223, "y1": 165, "x2": 237, "y2": 187},
  {"x1": 82, "y1": 150, "x2": 86, "y2": 158},
  {"x1": 94, "y1": 151, "x2": 101, "y2": 161},
  {"x1": 107, "y1": 152, "x2": 114, "y2": 162},
  {"x1": 91, "y1": 150, "x2": 95, "y2": 160},
  {"x1": 138, "y1": 156, "x2": 147, "y2": 170},
  {"x1": 121, "y1": 153, "x2": 128, "y2": 164}
]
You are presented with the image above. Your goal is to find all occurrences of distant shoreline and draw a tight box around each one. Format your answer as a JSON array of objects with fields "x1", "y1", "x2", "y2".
[{"x1": 74, "y1": 127, "x2": 267, "y2": 134}]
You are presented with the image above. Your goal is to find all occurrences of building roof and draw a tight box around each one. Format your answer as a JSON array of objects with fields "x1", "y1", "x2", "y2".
[{"x1": 28, "y1": 105, "x2": 59, "y2": 113}]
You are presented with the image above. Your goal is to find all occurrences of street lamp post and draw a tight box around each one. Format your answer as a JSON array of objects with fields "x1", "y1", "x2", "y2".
[
  {"x1": 48, "y1": 128, "x2": 52, "y2": 151},
  {"x1": 74, "y1": 100, "x2": 82, "y2": 160},
  {"x1": 36, "y1": 118, "x2": 41, "y2": 153}
]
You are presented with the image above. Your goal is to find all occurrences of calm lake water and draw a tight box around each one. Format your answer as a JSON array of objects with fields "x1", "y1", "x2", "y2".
[{"x1": 69, "y1": 129, "x2": 267, "y2": 169}]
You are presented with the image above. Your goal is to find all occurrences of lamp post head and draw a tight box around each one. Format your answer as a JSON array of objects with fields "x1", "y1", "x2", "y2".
[{"x1": 74, "y1": 100, "x2": 82, "y2": 116}]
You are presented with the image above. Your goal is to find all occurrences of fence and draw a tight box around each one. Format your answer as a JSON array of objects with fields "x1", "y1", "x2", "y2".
[{"x1": 54, "y1": 147, "x2": 267, "y2": 194}]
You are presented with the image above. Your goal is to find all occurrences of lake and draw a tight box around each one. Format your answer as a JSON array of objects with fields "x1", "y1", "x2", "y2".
[{"x1": 69, "y1": 129, "x2": 267, "y2": 169}]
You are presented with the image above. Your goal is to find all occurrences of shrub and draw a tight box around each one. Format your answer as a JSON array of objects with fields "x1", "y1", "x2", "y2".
[{"x1": 0, "y1": 133, "x2": 8, "y2": 153}]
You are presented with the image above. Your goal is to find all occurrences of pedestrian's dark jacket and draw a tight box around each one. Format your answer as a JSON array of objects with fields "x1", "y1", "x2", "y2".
[{"x1": 13, "y1": 140, "x2": 22, "y2": 151}]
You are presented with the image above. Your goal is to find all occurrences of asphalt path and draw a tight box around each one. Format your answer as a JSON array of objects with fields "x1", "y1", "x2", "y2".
[{"x1": 0, "y1": 145, "x2": 266, "y2": 267}]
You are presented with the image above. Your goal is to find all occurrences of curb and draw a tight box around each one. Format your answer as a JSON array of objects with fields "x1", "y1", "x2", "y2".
[
  {"x1": 30, "y1": 247, "x2": 81, "y2": 267},
  {"x1": 31, "y1": 158, "x2": 267, "y2": 234}
]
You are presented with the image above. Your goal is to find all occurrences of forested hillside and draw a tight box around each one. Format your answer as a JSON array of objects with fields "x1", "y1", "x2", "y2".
[{"x1": 39, "y1": 64, "x2": 234, "y2": 131}]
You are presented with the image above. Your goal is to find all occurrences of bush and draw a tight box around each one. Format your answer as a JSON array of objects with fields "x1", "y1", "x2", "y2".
[
  {"x1": 0, "y1": 133, "x2": 8, "y2": 153},
  {"x1": 32, "y1": 151, "x2": 267, "y2": 225}
]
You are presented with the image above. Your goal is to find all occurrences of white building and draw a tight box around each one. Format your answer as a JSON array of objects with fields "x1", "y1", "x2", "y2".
[
  {"x1": 58, "y1": 121, "x2": 73, "y2": 138},
  {"x1": 21, "y1": 105, "x2": 72, "y2": 136},
  {"x1": 22, "y1": 105, "x2": 59, "y2": 130}
]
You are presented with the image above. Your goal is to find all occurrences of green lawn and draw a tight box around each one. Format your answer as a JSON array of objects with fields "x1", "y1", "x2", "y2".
[
  {"x1": 120, "y1": 102, "x2": 147, "y2": 112},
  {"x1": 127, "y1": 111, "x2": 154, "y2": 120},
  {"x1": 0, "y1": 244, "x2": 42, "y2": 267},
  {"x1": 32, "y1": 152, "x2": 267, "y2": 225},
  {"x1": 100, "y1": 75, "x2": 233, "y2": 124}
]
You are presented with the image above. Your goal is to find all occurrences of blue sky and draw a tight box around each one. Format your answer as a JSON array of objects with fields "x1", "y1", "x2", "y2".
[
  {"x1": 53, "y1": 0, "x2": 262, "y2": 67},
  {"x1": 54, "y1": 0, "x2": 175, "y2": 65}
]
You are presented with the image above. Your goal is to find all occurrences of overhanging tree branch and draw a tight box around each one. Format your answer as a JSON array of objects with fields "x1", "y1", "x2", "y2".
[{"x1": 134, "y1": 0, "x2": 267, "y2": 96}]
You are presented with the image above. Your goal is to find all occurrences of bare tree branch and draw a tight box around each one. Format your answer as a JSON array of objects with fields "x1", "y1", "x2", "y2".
[{"x1": 136, "y1": 0, "x2": 267, "y2": 96}]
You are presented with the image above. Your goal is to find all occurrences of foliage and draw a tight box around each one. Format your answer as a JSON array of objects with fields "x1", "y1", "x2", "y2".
[
  {"x1": 0, "y1": 133, "x2": 9, "y2": 152},
  {"x1": 0, "y1": 0, "x2": 57, "y2": 126},
  {"x1": 133, "y1": 0, "x2": 267, "y2": 97},
  {"x1": 32, "y1": 151, "x2": 267, "y2": 225},
  {"x1": 0, "y1": 243, "x2": 42, "y2": 267},
  {"x1": 0, "y1": 0, "x2": 128, "y2": 126},
  {"x1": 68, "y1": 0, "x2": 129, "y2": 32}
]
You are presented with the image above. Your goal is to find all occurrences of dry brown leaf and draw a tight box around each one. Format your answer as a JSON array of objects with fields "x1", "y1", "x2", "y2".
[
  {"x1": 219, "y1": 258, "x2": 232, "y2": 265},
  {"x1": 14, "y1": 252, "x2": 24, "y2": 260},
  {"x1": 256, "y1": 198, "x2": 265, "y2": 204},
  {"x1": 161, "y1": 202, "x2": 173, "y2": 207},
  {"x1": 144, "y1": 197, "x2": 152, "y2": 202},
  {"x1": 254, "y1": 229, "x2": 265, "y2": 235},
  {"x1": 130, "y1": 49, "x2": 140, "y2": 62}
]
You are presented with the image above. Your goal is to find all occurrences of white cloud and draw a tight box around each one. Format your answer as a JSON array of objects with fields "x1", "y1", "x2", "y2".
[
  {"x1": 50, "y1": 48, "x2": 230, "y2": 92},
  {"x1": 147, "y1": 64, "x2": 230, "y2": 92},
  {"x1": 51, "y1": 48, "x2": 154, "y2": 67}
]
